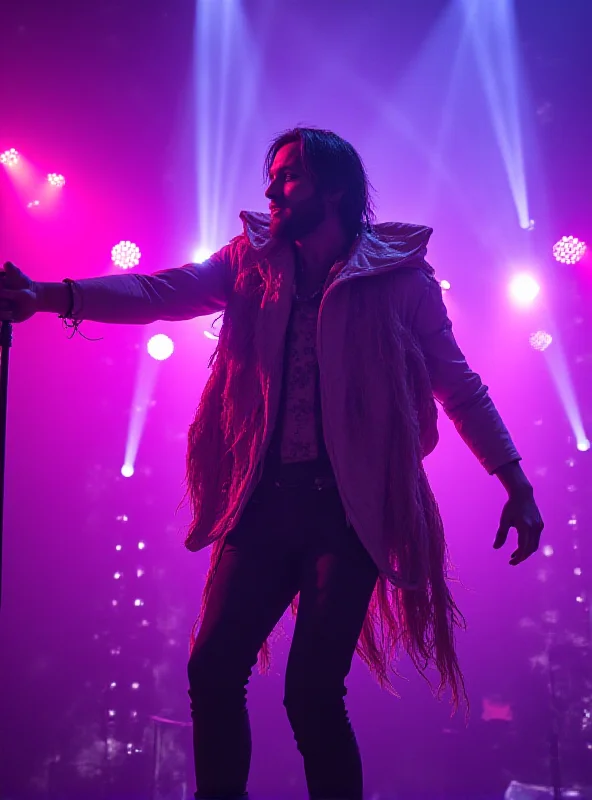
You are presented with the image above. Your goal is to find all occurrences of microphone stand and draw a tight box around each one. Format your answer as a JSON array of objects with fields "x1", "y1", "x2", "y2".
[{"x1": 0, "y1": 319, "x2": 13, "y2": 611}]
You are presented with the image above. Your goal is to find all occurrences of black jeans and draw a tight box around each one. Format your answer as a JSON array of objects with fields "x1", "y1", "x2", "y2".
[{"x1": 187, "y1": 471, "x2": 378, "y2": 800}]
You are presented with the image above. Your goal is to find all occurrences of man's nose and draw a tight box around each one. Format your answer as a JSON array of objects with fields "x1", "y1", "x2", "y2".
[{"x1": 265, "y1": 180, "x2": 280, "y2": 200}]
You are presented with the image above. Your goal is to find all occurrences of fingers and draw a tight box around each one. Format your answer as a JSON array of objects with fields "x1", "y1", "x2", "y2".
[
  {"x1": 509, "y1": 521, "x2": 543, "y2": 566},
  {"x1": 493, "y1": 522, "x2": 510, "y2": 549}
]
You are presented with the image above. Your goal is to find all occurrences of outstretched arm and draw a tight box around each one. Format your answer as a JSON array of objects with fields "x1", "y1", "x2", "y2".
[
  {"x1": 1, "y1": 243, "x2": 234, "y2": 325},
  {"x1": 412, "y1": 273, "x2": 543, "y2": 564}
]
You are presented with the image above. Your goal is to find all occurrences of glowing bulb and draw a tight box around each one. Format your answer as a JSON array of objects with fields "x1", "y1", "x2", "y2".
[
  {"x1": 111, "y1": 240, "x2": 141, "y2": 269},
  {"x1": 553, "y1": 236, "x2": 586, "y2": 265},
  {"x1": 138, "y1": 541, "x2": 146, "y2": 550},
  {"x1": 529, "y1": 331, "x2": 552, "y2": 351},
  {"x1": 147, "y1": 333, "x2": 174, "y2": 361},
  {"x1": 193, "y1": 246, "x2": 214, "y2": 263},
  {"x1": 577, "y1": 439, "x2": 590, "y2": 452},
  {"x1": 47, "y1": 173, "x2": 66, "y2": 188},
  {"x1": 509, "y1": 273, "x2": 540, "y2": 307},
  {"x1": 121, "y1": 463, "x2": 134, "y2": 478},
  {"x1": 440, "y1": 279, "x2": 451, "y2": 291},
  {"x1": 542, "y1": 545, "x2": 554, "y2": 557},
  {"x1": 0, "y1": 148, "x2": 19, "y2": 166}
]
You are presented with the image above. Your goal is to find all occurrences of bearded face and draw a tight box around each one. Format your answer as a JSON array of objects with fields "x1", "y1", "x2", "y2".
[{"x1": 265, "y1": 141, "x2": 327, "y2": 241}]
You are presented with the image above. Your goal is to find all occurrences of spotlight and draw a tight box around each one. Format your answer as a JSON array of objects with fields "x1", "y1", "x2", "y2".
[
  {"x1": 440, "y1": 279, "x2": 451, "y2": 291},
  {"x1": 27, "y1": 200, "x2": 40, "y2": 209},
  {"x1": 193, "y1": 246, "x2": 214, "y2": 263},
  {"x1": 147, "y1": 333, "x2": 174, "y2": 361},
  {"x1": 111, "y1": 241, "x2": 141, "y2": 269},
  {"x1": 509, "y1": 273, "x2": 540, "y2": 307},
  {"x1": 47, "y1": 173, "x2": 66, "y2": 188},
  {"x1": 577, "y1": 439, "x2": 590, "y2": 453},
  {"x1": 529, "y1": 331, "x2": 552, "y2": 351},
  {"x1": 553, "y1": 236, "x2": 586, "y2": 265},
  {"x1": 121, "y1": 464, "x2": 135, "y2": 478},
  {"x1": 0, "y1": 148, "x2": 19, "y2": 166}
]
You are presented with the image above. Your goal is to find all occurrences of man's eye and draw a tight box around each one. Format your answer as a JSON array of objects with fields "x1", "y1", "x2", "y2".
[{"x1": 284, "y1": 173, "x2": 296, "y2": 180}]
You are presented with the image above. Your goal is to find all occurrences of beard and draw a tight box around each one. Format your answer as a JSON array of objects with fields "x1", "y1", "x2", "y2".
[{"x1": 269, "y1": 192, "x2": 326, "y2": 241}]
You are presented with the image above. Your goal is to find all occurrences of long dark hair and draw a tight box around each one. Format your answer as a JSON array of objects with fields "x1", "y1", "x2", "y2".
[{"x1": 264, "y1": 127, "x2": 375, "y2": 239}]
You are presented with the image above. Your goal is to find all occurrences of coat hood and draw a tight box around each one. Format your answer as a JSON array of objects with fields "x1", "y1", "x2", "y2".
[{"x1": 239, "y1": 210, "x2": 435, "y2": 279}]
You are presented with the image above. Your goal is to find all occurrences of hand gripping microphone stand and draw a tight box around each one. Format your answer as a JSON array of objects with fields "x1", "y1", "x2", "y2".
[{"x1": 0, "y1": 319, "x2": 12, "y2": 611}]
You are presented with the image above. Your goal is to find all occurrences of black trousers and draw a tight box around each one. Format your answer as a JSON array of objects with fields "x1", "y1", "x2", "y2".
[{"x1": 187, "y1": 472, "x2": 378, "y2": 800}]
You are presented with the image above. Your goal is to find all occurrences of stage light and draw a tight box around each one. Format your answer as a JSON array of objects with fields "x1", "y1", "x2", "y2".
[
  {"x1": 553, "y1": 236, "x2": 586, "y2": 265},
  {"x1": 577, "y1": 438, "x2": 590, "y2": 452},
  {"x1": 542, "y1": 545, "x2": 553, "y2": 557},
  {"x1": 147, "y1": 333, "x2": 174, "y2": 361},
  {"x1": 27, "y1": 200, "x2": 40, "y2": 209},
  {"x1": 194, "y1": 246, "x2": 214, "y2": 263},
  {"x1": 0, "y1": 148, "x2": 19, "y2": 166},
  {"x1": 47, "y1": 172, "x2": 66, "y2": 188},
  {"x1": 138, "y1": 541, "x2": 146, "y2": 550},
  {"x1": 121, "y1": 463, "x2": 134, "y2": 478},
  {"x1": 440, "y1": 279, "x2": 451, "y2": 291},
  {"x1": 112, "y1": 240, "x2": 141, "y2": 269},
  {"x1": 529, "y1": 331, "x2": 552, "y2": 351},
  {"x1": 509, "y1": 273, "x2": 540, "y2": 307}
]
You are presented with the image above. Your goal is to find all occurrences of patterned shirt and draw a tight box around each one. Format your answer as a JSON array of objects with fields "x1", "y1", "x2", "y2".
[{"x1": 279, "y1": 296, "x2": 322, "y2": 463}]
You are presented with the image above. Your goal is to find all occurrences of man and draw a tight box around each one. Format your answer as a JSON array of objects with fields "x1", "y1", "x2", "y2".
[{"x1": 1, "y1": 128, "x2": 543, "y2": 800}]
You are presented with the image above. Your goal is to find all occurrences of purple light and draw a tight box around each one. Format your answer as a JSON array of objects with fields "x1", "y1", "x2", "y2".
[
  {"x1": 0, "y1": 148, "x2": 19, "y2": 166},
  {"x1": 121, "y1": 464, "x2": 134, "y2": 478},
  {"x1": 147, "y1": 333, "x2": 174, "y2": 361},
  {"x1": 47, "y1": 172, "x2": 66, "y2": 188},
  {"x1": 111, "y1": 240, "x2": 141, "y2": 269},
  {"x1": 440, "y1": 279, "x2": 451, "y2": 291},
  {"x1": 553, "y1": 236, "x2": 586, "y2": 265},
  {"x1": 509, "y1": 273, "x2": 540, "y2": 307},
  {"x1": 529, "y1": 330, "x2": 553, "y2": 351},
  {"x1": 27, "y1": 200, "x2": 40, "y2": 209}
]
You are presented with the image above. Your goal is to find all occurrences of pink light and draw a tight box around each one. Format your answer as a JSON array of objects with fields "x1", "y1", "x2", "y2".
[
  {"x1": 440, "y1": 279, "x2": 451, "y2": 291},
  {"x1": 27, "y1": 200, "x2": 40, "y2": 209},
  {"x1": 529, "y1": 330, "x2": 552, "y2": 351},
  {"x1": 47, "y1": 172, "x2": 66, "y2": 188},
  {"x1": 553, "y1": 236, "x2": 586, "y2": 265},
  {"x1": 111, "y1": 240, "x2": 141, "y2": 269},
  {"x1": 509, "y1": 273, "x2": 540, "y2": 307},
  {"x1": 147, "y1": 333, "x2": 174, "y2": 361},
  {"x1": 0, "y1": 148, "x2": 19, "y2": 166}
]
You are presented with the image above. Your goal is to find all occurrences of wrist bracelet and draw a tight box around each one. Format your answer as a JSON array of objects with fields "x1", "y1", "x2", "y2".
[{"x1": 60, "y1": 278, "x2": 75, "y2": 319}]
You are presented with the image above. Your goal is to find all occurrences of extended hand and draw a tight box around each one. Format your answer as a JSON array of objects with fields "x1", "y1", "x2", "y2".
[
  {"x1": 0, "y1": 262, "x2": 38, "y2": 322},
  {"x1": 493, "y1": 489, "x2": 544, "y2": 566}
]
